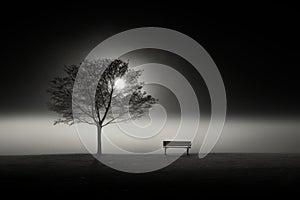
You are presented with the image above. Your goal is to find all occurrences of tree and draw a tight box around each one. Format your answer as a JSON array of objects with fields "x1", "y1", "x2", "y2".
[{"x1": 47, "y1": 59, "x2": 157, "y2": 155}]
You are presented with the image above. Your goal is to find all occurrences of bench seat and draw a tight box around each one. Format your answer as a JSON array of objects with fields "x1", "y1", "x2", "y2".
[{"x1": 163, "y1": 141, "x2": 191, "y2": 155}]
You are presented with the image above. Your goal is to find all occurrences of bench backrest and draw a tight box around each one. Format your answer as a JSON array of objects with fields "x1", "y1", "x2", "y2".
[{"x1": 163, "y1": 141, "x2": 191, "y2": 147}]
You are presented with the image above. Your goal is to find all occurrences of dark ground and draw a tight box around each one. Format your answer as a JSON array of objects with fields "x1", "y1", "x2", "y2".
[{"x1": 0, "y1": 154, "x2": 300, "y2": 197}]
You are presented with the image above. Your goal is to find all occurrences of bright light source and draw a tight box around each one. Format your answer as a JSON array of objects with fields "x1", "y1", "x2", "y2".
[{"x1": 115, "y1": 78, "x2": 126, "y2": 90}]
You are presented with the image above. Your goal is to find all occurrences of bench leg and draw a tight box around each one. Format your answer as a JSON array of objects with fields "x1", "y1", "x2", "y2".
[
  {"x1": 187, "y1": 148, "x2": 190, "y2": 156},
  {"x1": 164, "y1": 148, "x2": 167, "y2": 155}
]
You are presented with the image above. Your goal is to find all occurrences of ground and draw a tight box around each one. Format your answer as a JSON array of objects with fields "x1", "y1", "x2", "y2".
[{"x1": 0, "y1": 154, "x2": 300, "y2": 197}]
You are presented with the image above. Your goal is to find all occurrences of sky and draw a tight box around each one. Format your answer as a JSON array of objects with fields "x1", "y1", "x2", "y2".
[
  {"x1": 0, "y1": 4, "x2": 299, "y2": 117},
  {"x1": 0, "y1": 3, "x2": 299, "y2": 154},
  {"x1": 0, "y1": 4, "x2": 299, "y2": 116}
]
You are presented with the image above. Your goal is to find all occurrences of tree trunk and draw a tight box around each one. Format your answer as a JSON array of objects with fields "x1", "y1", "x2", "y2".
[{"x1": 97, "y1": 125, "x2": 102, "y2": 156}]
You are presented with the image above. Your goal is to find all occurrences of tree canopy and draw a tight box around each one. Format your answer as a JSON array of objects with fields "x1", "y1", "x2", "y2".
[{"x1": 47, "y1": 59, "x2": 157, "y2": 128}]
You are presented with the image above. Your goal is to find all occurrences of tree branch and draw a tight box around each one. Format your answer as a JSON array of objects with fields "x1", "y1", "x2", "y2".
[
  {"x1": 73, "y1": 101, "x2": 97, "y2": 123},
  {"x1": 100, "y1": 88, "x2": 114, "y2": 124},
  {"x1": 102, "y1": 117, "x2": 131, "y2": 127}
]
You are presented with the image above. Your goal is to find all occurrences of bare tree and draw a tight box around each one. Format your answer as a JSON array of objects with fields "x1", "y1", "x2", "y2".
[{"x1": 47, "y1": 59, "x2": 157, "y2": 155}]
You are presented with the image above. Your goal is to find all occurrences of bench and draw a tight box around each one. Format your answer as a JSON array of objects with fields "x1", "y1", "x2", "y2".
[{"x1": 163, "y1": 141, "x2": 191, "y2": 155}]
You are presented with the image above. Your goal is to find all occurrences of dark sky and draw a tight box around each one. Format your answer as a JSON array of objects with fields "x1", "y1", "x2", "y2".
[{"x1": 0, "y1": 3, "x2": 299, "y2": 117}]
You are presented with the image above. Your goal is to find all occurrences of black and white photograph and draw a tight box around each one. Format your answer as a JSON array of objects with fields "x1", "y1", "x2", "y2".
[{"x1": 0, "y1": 2, "x2": 300, "y2": 198}]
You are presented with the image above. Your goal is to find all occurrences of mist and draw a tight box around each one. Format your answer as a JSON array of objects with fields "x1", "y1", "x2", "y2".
[{"x1": 0, "y1": 115, "x2": 299, "y2": 155}]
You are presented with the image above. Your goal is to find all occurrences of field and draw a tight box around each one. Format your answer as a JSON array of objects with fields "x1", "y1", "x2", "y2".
[{"x1": 0, "y1": 153, "x2": 300, "y2": 197}]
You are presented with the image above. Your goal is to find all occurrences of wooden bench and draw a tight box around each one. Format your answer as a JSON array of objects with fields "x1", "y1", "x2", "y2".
[{"x1": 163, "y1": 141, "x2": 191, "y2": 155}]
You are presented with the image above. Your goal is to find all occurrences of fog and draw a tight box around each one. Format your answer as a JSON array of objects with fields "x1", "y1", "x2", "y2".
[{"x1": 0, "y1": 115, "x2": 299, "y2": 155}]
